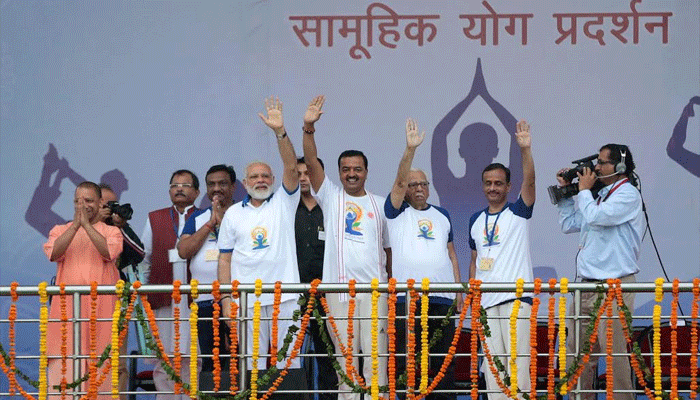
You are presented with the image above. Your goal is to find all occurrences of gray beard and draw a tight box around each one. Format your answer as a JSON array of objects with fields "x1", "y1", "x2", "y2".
[{"x1": 246, "y1": 185, "x2": 273, "y2": 200}]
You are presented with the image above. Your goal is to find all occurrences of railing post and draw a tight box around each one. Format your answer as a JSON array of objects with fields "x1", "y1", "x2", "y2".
[{"x1": 72, "y1": 291, "x2": 81, "y2": 399}]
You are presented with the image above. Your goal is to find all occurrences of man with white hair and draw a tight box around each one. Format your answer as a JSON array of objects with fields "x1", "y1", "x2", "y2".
[{"x1": 217, "y1": 97, "x2": 306, "y2": 396}]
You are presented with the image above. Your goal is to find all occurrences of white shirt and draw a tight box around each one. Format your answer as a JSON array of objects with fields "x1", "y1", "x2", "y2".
[
  {"x1": 385, "y1": 198, "x2": 456, "y2": 299},
  {"x1": 315, "y1": 175, "x2": 389, "y2": 284},
  {"x1": 218, "y1": 185, "x2": 301, "y2": 306},
  {"x1": 182, "y1": 208, "x2": 219, "y2": 302},
  {"x1": 558, "y1": 179, "x2": 643, "y2": 280}
]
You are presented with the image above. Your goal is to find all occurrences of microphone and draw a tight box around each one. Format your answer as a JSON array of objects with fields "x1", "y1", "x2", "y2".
[{"x1": 596, "y1": 171, "x2": 621, "y2": 179}]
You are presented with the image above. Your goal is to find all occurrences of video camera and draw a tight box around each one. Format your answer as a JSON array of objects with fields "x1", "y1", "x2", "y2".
[
  {"x1": 547, "y1": 154, "x2": 604, "y2": 204},
  {"x1": 106, "y1": 201, "x2": 134, "y2": 221}
]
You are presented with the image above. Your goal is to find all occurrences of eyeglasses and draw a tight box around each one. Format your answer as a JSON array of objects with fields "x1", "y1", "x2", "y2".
[
  {"x1": 408, "y1": 182, "x2": 430, "y2": 189},
  {"x1": 596, "y1": 159, "x2": 616, "y2": 166},
  {"x1": 170, "y1": 183, "x2": 194, "y2": 189}
]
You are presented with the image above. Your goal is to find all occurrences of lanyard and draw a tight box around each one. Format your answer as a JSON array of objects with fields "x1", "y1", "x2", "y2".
[
  {"x1": 597, "y1": 178, "x2": 628, "y2": 205},
  {"x1": 169, "y1": 207, "x2": 182, "y2": 238},
  {"x1": 484, "y1": 204, "x2": 507, "y2": 246}
]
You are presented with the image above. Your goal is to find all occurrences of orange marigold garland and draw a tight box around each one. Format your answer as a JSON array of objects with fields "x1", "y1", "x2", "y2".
[
  {"x1": 419, "y1": 278, "x2": 430, "y2": 395},
  {"x1": 38, "y1": 281, "x2": 49, "y2": 400},
  {"x1": 9, "y1": 282, "x2": 19, "y2": 396},
  {"x1": 229, "y1": 280, "x2": 240, "y2": 393},
  {"x1": 557, "y1": 278, "x2": 568, "y2": 395},
  {"x1": 189, "y1": 279, "x2": 199, "y2": 399},
  {"x1": 88, "y1": 281, "x2": 99, "y2": 399},
  {"x1": 407, "y1": 279, "x2": 418, "y2": 400},
  {"x1": 371, "y1": 278, "x2": 381, "y2": 400},
  {"x1": 140, "y1": 292, "x2": 174, "y2": 371},
  {"x1": 212, "y1": 280, "x2": 222, "y2": 392},
  {"x1": 270, "y1": 281, "x2": 282, "y2": 362},
  {"x1": 346, "y1": 279, "x2": 360, "y2": 385},
  {"x1": 529, "y1": 278, "x2": 542, "y2": 400},
  {"x1": 605, "y1": 279, "x2": 614, "y2": 400},
  {"x1": 670, "y1": 279, "x2": 679, "y2": 399},
  {"x1": 59, "y1": 283, "x2": 68, "y2": 399},
  {"x1": 691, "y1": 278, "x2": 699, "y2": 399},
  {"x1": 469, "y1": 279, "x2": 481, "y2": 400},
  {"x1": 653, "y1": 278, "x2": 664, "y2": 400},
  {"x1": 387, "y1": 278, "x2": 397, "y2": 400},
  {"x1": 172, "y1": 280, "x2": 182, "y2": 394},
  {"x1": 546, "y1": 279, "x2": 557, "y2": 400}
]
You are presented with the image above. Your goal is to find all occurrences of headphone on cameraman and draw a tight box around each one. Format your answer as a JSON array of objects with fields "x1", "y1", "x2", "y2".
[{"x1": 615, "y1": 144, "x2": 628, "y2": 175}]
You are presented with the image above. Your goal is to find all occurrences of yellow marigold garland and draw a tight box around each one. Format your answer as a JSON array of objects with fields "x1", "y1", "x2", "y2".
[
  {"x1": 653, "y1": 277, "x2": 664, "y2": 400},
  {"x1": 59, "y1": 283, "x2": 68, "y2": 399},
  {"x1": 371, "y1": 278, "x2": 380, "y2": 400},
  {"x1": 189, "y1": 279, "x2": 199, "y2": 399},
  {"x1": 510, "y1": 278, "x2": 524, "y2": 395},
  {"x1": 529, "y1": 278, "x2": 542, "y2": 400},
  {"x1": 111, "y1": 280, "x2": 125, "y2": 398},
  {"x1": 419, "y1": 278, "x2": 429, "y2": 394},
  {"x1": 691, "y1": 278, "x2": 699, "y2": 399},
  {"x1": 250, "y1": 279, "x2": 263, "y2": 400},
  {"x1": 407, "y1": 279, "x2": 417, "y2": 400},
  {"x1": 38, "y1": 281, "x2": 49, "y2": 400},
  {"x1": 557, "y1": 278, "x2": 568, "y2": 395}
]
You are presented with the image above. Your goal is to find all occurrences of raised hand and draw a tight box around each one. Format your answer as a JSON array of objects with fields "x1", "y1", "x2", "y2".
[
  {"x1": 304, "y1": 95, "x2": 325, "y2": 126},
  {"x1": 405, "y1": 118, "x2": 425, "y2": 149},
  {"x1": 258, "y1": 96, "x2": 285, "y2": 134},
  {"x1": 515, "y1": 120, "x2": 531, "y2": 148}
]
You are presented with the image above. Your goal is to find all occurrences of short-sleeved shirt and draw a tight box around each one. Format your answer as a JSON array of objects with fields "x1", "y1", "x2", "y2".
[
  {"x1": 218, "y1": 184, "x2": 301, "y2": 306},
  {"x1": 182, "y1": 207, "x2": 219, "y2": 301},
  {"x1": 315, "y1": 175, "x2": 390, "y2": 284},
  {"x1": 385, "y1": 197, "x2": 456, "y2": 299},
  {"x1": 469, "y1": 196, "x2": 534, "y2": 309}
]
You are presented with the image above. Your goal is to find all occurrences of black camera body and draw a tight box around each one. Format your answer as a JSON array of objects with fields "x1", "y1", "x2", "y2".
[
  {"x1": 547, "y1": 154, "x2": 601, "y2": 204},
  {"x1": 107, "y1": 201, "x2": 134, "y2": 221}
]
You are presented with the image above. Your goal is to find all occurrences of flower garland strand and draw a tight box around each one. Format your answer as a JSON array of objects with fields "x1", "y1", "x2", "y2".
[
  {"x1": 88, "y1": 281, "x2": 99, "y2": 399},
  {"x1": 509, "y1": 278, "x2": 524, "y2": 395},
  {"x1": 529, "y1": 278, "x2": 542, "y2": 400},
  {"x1": 371, "y1": 278, "x2": 380, "y2": 400},
  {"x1": 60, "y1": 283, "x2": 68, "y2": 399},
  {"x1": 419, "y1": 278, "x2": 430, "y2": 394},
  {"x1": 250, "y1": 279, "x2": 263, "y2": 400},
  {"x1": 189, "y1": 279, "x2": 199, "y2": 399},
  {"x1": 653, "y1": 277, "x2": 664, "y2": 400},
  {"x1": 670, "y1": 279, "x2": 679, "y2": 399},
  {"x1": 546, "y1": 279, "x2": 557, "y2": 400},
  {"x1": 469, "y1": 280, "x2": 482, "y2": 400},
  {"x1": 407, "y1": 279, "x2": 418, "y2": 400},
  {"x1": 387, "y1": 278, "x2": 397, "y2": 400},
  {"x1": 111, "y1": 280, "x2": 125, "y2": 398},
  {"x1": 557, "y1": 278, "x2": 568, "y2": 395},
  {"x1": 230, "y1": 280, "x2": 240, "y2": 393},
  {"x1": 211, "y1": 280, "x2": 222, "y2": 392},
  {"x1": 691, "y1": 278, "x2": 699, "y2": 399},
  {"x1": 605, "y1": 280, "x2": 615, "y2": 400},
  {"x1": 270, "y1": 281, "x2": 282, "y2": 362},
  {"x1": 9, "y1": 282, "x2": 19, "y2": 396},
  {"x1": 38, "y1": 281, "x2": 49, "y2": 400},
  {"x1": 346, "y1": 280, "x2": 360, "y2": 385},
  {"x1": 172, "y1": 280, "x2": 182, "y2": 394}
]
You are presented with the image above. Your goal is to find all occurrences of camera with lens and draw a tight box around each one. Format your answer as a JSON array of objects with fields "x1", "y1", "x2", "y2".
[
  {"x1": 106, "y1": 201, "x2": 134, "y2": 221},
  {"x1": 547, "y1": 154, "x2": 604, "y2": 204}
]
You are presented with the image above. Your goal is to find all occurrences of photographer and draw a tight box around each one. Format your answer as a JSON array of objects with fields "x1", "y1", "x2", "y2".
[
  {"x1": 555, "y1": 144, "x2": 643, "y2": 400},
  {"x1": 99, "y1": 183, "x2": 144, "y2": 400},
  {"x1": 99, "y1": 184, "x2": 145, "y2": 282}
]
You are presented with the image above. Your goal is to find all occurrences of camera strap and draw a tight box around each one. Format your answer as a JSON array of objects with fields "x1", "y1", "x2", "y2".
[{"x1": 597, "y1": 178, "x2": 629, "y2": 205}]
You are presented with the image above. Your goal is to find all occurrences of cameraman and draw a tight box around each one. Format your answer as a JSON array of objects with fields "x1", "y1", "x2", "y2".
[
  {"x1": 556, "y1": 144, "x2": 643, "y2": 400},
  {"x1": 99, "y1": 184, "x2": 145, "y2": 282},
  {"x1": 99, "y1": 183, "x2": 144, "y2": 400}
]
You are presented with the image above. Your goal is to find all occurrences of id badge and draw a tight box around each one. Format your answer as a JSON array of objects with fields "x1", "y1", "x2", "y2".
[
  {"x1": 479, "y1": 258, "x2": 494, "y2": 271},
  {"x1": 205, "y1": 249, "x2": 219, "y2": 262}
]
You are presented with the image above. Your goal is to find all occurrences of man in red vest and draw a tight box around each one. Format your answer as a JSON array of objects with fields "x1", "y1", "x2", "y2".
[{"x1": 139, "y1": 169, "x2": 199, "y2": 399}]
